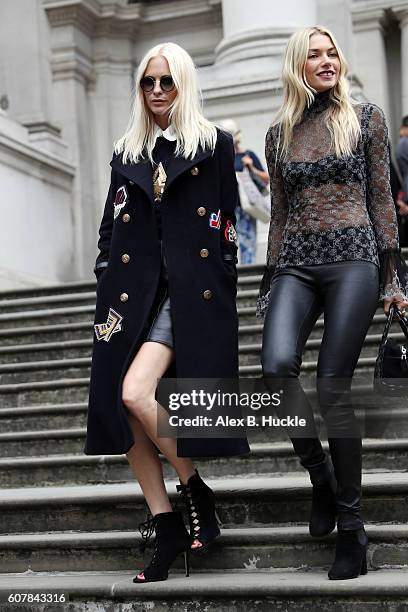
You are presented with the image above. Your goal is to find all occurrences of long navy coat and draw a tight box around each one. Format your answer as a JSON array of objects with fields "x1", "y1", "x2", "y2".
[{"x1": 85, "y1": 129, "x2": 250, "y2": 457}]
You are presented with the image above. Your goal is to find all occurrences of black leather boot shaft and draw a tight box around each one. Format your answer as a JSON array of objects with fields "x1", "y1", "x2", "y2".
[
  {"x1": 307, "y1": 455, "x2": 337, "y2": 537},
  {"x1": 328, "y1": 437, "x2": 364, "y2": 530}
]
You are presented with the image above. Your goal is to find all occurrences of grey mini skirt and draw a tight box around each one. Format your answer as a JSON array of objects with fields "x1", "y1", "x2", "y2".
[{"x1": 145, "y1": 242, "x2": 174, "y2": 349}]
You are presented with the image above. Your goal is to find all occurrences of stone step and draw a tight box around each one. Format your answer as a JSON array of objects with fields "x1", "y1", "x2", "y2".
[
  {"x1": 234, "y1": 274, "x2": 262, "y2": 291},
  {"x1": 0, "y1": 305, "x2": 390, "y2": 347},
  {"x1": 0, "y1": 524, "x2": 406, "y2": 575},
  {"x1": 238, "y1": 306, "x2": 389, "y2": 329},
  {"x1": 0, "y1": 316, "x2": 268, "y2": 346},
  {"x1": 0, "y1": 321, "x2": 92, "y2": 346},
  {"x1": 0, "y1": 428, "x2": 86, "y2": 458},
  {"x1": 0, "y1": 280, "x2": 261, "y2": 316},
  {"x1": 0, "y1": 345, "x2": 382, "y2": 383},
  {"x1": 0, "y1": 338, "x2": 93, "y2": 363},
  {"x1": 239, "y1": 333, "x2": 403, "y2": 366},
  {"x1": 0, "y1": 378, "x2": 90, "y2": 407},
  {"x1": 0, "y1": 287, "x2": 258, "y2": 314},
  {"x1": 0, "y1": 305, "x2": 94, "y2": 329},
  {"x1": 0, "y1": 313, "x2": 388, "y2": 354},
  {"x1": 0, "y1": 327, "x2": 399, "y2": 365},
  {"x1": 0, "y1": 299, "x2": 258, "y2": 330},
  {"x1": 0, "y1": 319, "x2": 267, "y2": 348},
  {"x1": 239, "y1": 316, "x2": 392, "y2": 344},
  {"x1": 0, "y1": 366, "x2": 386, "y2": 408},
  {"x1": 0, "y1": 473, "x2": 406, "y2": 534},
  {"x1": 0, "y1": 402, "x2": 87, "y2": 432},
  {"x1": 1, "y1": 383, "x2": 405, "y2": 434},
  {"x1": 3, "y1": 567, "x2": 408, "y2": 611},
  {"x1": 0, "y1": 292, "x2": 96, "y2": 313},
  {"x1": 0, "y1": 281, "x2": 96, "y2": 302},
  {"x1": 0, "y1": 266, "x2": 263, "y2": 303},
  {"x1": 240, "y1": 362, "x2": 376, "y2": 378},
  {"x1": 0, "y1": 359, "x2": 91, "y2": 384},
  {"x1": 0, "y1": 439, "x2": 407, "y2": 488},
  {"x1": 237, "y1": 264, "x2": 264, "y2": 277}
]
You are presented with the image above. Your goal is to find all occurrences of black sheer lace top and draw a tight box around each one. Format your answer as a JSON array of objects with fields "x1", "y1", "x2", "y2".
[{"x1": 257, "y1": 90, "x2": 408, "y2": 317}]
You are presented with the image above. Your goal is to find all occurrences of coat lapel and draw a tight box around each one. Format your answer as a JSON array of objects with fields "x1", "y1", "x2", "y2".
[
  {"x1": 164, "y1": 147, "x2": 213, "y2": 191},
  {"x1": 110, "y1": 146, "x2": 213, "y2": 203},
  {"x1": 110, "y1": 155, "x2": 154, "y2": 203}
]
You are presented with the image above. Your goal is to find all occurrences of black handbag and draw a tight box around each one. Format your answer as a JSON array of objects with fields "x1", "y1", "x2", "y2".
[{"x1": 374, "y1": 303, "x2": 408, "y2": 395}]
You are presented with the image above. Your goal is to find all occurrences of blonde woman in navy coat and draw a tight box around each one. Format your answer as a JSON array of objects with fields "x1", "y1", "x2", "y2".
[{"x1": 86, "y1": 42, "x2": 249, "y2": 583}]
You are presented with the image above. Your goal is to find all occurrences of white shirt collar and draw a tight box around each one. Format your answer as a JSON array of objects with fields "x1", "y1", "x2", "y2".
[{"x1": 153, "y1": 123, "x2": 177, "y2": 143}]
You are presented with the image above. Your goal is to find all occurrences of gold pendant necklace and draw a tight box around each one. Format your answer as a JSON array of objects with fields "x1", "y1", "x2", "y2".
[{"x1": 153, "y1": 161, "x2": 167, "y2": 202}]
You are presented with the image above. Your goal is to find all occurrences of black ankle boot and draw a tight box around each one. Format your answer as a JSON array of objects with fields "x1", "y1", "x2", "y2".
[
  {"x1": 177, "y1": 469, "x2": 221, "y2": 554},
  {"x1": 133, "y1": 511, "x2": 190, "y2": 583},
  {"x1": 328, "y1": 528, "x2": 368, "y2": 580},
  {"x1": 307, "y1": 456, "x2": 337, "y2": 537}
]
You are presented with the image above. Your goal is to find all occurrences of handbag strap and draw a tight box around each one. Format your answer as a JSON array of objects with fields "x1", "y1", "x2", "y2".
[{"x1": 383, "y1": 303, "x2": 408, "y2": 342}]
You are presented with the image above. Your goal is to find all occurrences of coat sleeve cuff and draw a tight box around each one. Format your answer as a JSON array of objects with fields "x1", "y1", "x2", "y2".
[
  {"x1": 94, "y1": 260, "x2": 109, "y2": 280},
  {"x1": 256, "y1": 264, "x2": 275, "y2": 318},
  {"x1": 379, "y1": 249, "x2": 408, "y2": 301}
]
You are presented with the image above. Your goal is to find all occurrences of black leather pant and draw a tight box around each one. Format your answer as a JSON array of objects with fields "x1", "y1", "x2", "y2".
[{"x1": 261, "y1": 261, "x2": 379, "y2": 530}]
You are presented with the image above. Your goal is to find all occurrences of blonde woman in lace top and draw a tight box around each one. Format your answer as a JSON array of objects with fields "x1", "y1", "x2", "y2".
[{"x1": 259, "y1": 26, "x2": 408, "y2": 581}]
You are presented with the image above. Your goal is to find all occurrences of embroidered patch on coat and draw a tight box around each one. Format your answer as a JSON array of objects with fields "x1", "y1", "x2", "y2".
[
  {"x1": 224, "y1": 220, "x2": 238, "y2": 245},
  {"x1": 94, "y1": 308, "x2": 123, "y2": 342},
  {"x1": 209, "y1": 209, "x2": 221, "y2": 230},
  {"x1": 113, "y1": 185, "x2": 128, "y2": 219}
]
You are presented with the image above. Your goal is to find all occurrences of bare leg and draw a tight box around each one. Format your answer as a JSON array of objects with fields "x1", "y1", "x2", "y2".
[
  {"x1": 123, "y1": 341, "x2": 196, "y2": 514},
  {"x1": 126, "y1": 415, "x2": 172, "y2": 515}
]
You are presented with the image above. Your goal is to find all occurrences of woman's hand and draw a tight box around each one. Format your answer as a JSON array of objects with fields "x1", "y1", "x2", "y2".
[
  {"x1": 241, "y1": 154, "x2": 254, "y2": 169},
  {"x1": 397, "y1": 200, "x2": 408, "y2": 216},
  {"x1": 242, "y1": 154, "x2": 270, "y2": 184},
  {"x1": 384, "y1": 296, "x2": 408, "y2": 316}
]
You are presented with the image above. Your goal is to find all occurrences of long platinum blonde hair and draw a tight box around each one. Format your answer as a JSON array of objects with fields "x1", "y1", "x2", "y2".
[
  {"x1": 115, "y1": 42, "x2": 217, "y2": 164},
  {"x1": 274, "y1": 26, "x2": 361, "y2": 159}
]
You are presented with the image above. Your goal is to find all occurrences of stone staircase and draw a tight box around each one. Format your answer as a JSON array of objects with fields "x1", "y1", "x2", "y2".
[{"x1": 1, "y1": 260, "x2": 408, "y2": 610}]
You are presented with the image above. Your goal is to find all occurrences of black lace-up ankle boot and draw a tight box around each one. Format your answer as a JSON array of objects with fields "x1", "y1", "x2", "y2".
[
  {"x1": 177, "y1": 469, "x2": 221, "y2": 554},
  {"x1": 133, "y1": 511, "x2": 190, "y2": 583}
]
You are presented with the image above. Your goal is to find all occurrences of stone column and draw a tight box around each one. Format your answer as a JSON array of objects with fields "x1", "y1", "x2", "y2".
[
  {"x1": 206, "y1": 0, "x2": 317, "y2": 263},
  {"x1": 352, "y1": 6, "x2": 390, "y2": 117},
  {"x1": 0, "y1": 109, "x2": 75, "y2": 289},
  {"x1": 216, "y1": 0, "x2": 317, "y2": 73},
  {"x1": 398, "y1": 10, "x2": 408, "y2": 116},
  {"x1": 0, "y1": 0, "x2": 67, "y2": 156},
  {"x1": 90, "y1": 34, "x2": 137, "y2": 213},
  {"x1": 44, "y1": 0, "x2": 140, "y2": 279},
  {"x1": 44, "y1": 1, "x2": 97, "y2": 279},
  {"x1": 317, "y1": 0, "x2": 355, "y2": 68}
]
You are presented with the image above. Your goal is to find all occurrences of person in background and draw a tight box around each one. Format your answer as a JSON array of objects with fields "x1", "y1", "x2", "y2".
[
  {"x1": 396, "y1": 116, "x2": 408, "y2": 247},
  {"x1": 220, "y1": 119, "x2": 269, "y2": 263}
]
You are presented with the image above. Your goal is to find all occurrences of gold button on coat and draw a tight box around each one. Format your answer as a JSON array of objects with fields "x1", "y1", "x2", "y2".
[
  {"x1": 120, "y1": 293, "x2": 128, "y2": 302},
  {"x1": 122, "y1": 213, "x2": 130, "y2": 223},
  {"x1": 197, "y1": 207, "x2": 206, "y2": 216},
  {"x1": 191, "y1": 167, "x2": 199, "y2": 176},
  {"x1": 200, "y1": 249, "x2": 209, "y2": 258},
  {"x1": 203, "y1": 290, "x2": 212, "y2": 300},
  {"x1": 121, "y1": 254, "x2": 130, "y2": 264}
]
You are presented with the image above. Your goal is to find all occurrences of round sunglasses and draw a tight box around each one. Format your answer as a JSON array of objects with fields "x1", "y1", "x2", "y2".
[{"x1": 140, "y1": 75, "x2": 175, "y2": 93}]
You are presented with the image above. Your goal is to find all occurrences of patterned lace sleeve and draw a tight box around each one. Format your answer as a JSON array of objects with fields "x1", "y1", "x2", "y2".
[
  {"x1": 365, "y1": 105, "x2": 408, "y2": 301},
  {"x1": 256, "y1": 126, "x2": 289, "y2": 317}
]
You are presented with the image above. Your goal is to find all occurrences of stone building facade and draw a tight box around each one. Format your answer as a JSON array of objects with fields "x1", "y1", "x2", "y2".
[{"x1": 1, "y1": 0, "x2": 407, "y2": 288}]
